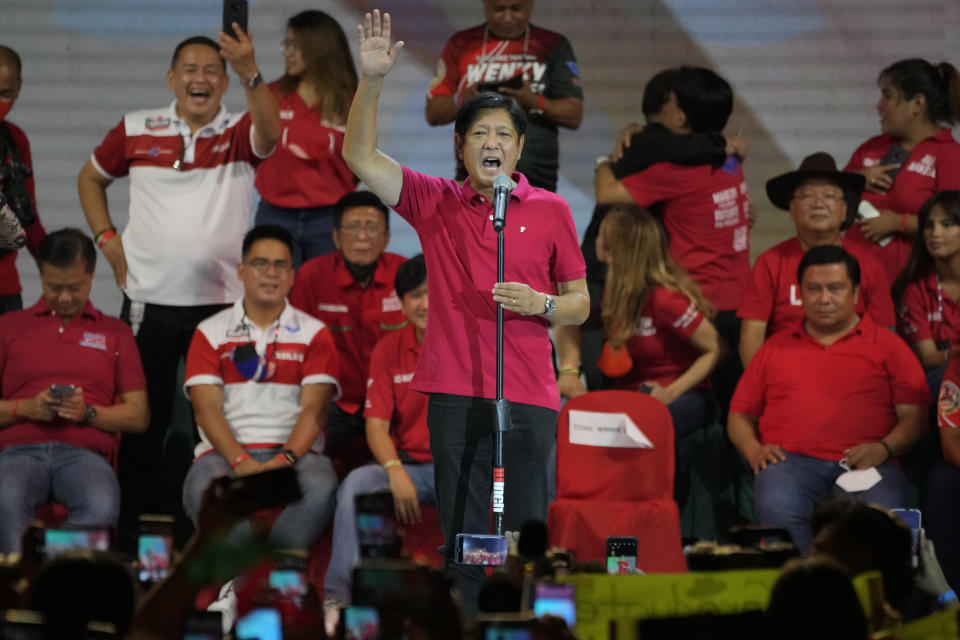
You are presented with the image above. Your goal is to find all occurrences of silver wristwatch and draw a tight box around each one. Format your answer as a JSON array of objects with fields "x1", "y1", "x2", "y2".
[{"x1": 542, "y1": 294, "x2": 557, "y2": 316}]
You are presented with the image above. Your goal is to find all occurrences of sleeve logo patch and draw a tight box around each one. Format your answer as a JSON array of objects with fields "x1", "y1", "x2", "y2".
[{"x1": 939, "y1": 380, "x2": 960, "y2": 416}]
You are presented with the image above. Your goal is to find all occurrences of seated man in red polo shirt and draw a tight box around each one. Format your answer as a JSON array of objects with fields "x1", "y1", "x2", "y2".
[
  {"x1": 322, "y1": 254, "x2": 433, "y2": 630},
  {"x1": 0, "y1": 228, "x2": 148, "y2": 553},
  {"x1": 290, "y1": 191, "x2": 406, "y2": 469},
  {"x1": 729, "y1": 245, "x2": 929, "y2": 551},
  {"x1": 738, "y1": 153, "x2": 896, "y2": 366}
]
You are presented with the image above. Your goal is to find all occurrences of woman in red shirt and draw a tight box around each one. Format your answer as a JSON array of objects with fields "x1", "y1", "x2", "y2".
[
  {"x1": 254, "y1": 10, "x2": 358, "y2": 267},
  {"x1": 893, "y1": 191, "x2": 960, "y2": 398},
  {"x1": 598, "y1": 205, "x2": 721, "y2": 437},
  {"x1": 846, "y1": 58, "x2": 960, "y2": 284}
]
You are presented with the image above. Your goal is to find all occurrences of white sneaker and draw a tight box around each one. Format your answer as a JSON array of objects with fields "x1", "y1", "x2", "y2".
[
  {"x1": 0, "y1": 197, "x2": 25, "y2": 251},
  {"x1": 323, "y1": 597, "x2": 346, "y2": 637}
]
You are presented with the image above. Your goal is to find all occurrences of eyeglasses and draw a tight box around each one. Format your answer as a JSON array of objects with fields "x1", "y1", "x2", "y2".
[
  {"x1": 245, "y1": 258, "x2": 293, "y2": 274},
  {"x1": 338, "y1": 223, "x2": 386, "y2": 236},
  {"x1": 793, "y1": 190, "x2": 844, "y2": 206}
]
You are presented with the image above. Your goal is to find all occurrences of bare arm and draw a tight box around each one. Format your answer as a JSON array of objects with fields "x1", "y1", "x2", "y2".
[
  {"x1": 78, "y1": 160, "x2": 127, "y2": 288},
  {"x1": 366, "y1": 416, "x2": 422, "y2": 523},
  {"x1": 425, "y1": 94, "x2": 459, "y2": 126},
  {"x1": 282, "y1": 383, "x2": 335, "y2": 459},
  {"x1": 843, "y1": 403, "x2": 926, "y2": 469},
  {"x1": 189, "y1": 384, "x2": 262, "y2": 476},
  {"x1": 728, "y1": 411, "x2": 785, "y2": 474},
  {"x1": 343, "y1": 11, "x2": 405, "y2": 206},
  {"x1": 218, "y1": 24, "x2": 281, "y2": 157},
  {"x1": 554, "y1": 324, "x2": 587, "y2": 398},
  {"x1": 89, "y1": 389, "x2": 149, "y2": 433},
  {"x1": 739, "y1": 318, "x2": 767, "y2": 368},
  {"x1": 656, "y1": 319, "x2": 721, "y2": 404},
  {"x1": 541, "y1": 96, "x2": 583, "y2": 130},
  {"x1": 492, "y1": 278, "x2": 589, "y2": 326},
  {"x1": 1, "y1": 388, "x2": 147, "y2": 434},
  {"x1": 594, "y1": 161, "x2": 635, "y2": 205},
  {"x1": 910, "y1": 338, "x2": 951, "y2": 371}
]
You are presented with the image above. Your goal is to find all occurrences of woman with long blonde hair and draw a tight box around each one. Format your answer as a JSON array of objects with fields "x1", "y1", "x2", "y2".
[
  {"x1": 254, "y1": 10, "x2": 359, "y2": 266},
  {"x1": 598, "y1": 204, "x2": 721, "y2": 436}
]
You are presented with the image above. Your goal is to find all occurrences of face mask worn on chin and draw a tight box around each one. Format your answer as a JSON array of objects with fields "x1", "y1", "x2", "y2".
[
  {"x1": 344, "y1": 257, "x2": 378, "y2": 285},
  {"x1": 0, "y1": 101, "x2": 12, "y2": 123}
]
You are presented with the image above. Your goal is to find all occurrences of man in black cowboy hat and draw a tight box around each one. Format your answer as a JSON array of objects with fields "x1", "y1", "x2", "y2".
[{"x1": 737, "y1": 152, "x2": 896, "y2": 366}]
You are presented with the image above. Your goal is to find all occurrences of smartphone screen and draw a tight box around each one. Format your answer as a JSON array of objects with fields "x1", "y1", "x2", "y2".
[
  {"x1": 343, "y1": 606, "x2": 379, "y2": 640},
  {"x1": 482, "y1": 624, "x2": 534, "y2": 640},
  {"x1": 456, "y1": 534, "x2": 508, "y2": 566},
  {"x1": 269, "y1": 569, "x2": 308, "y2": 608},
  {"x1": 606, "y1": 536, "x2": 638, "y2": 575},
  {"x1": 355, "y1": 513, "x2": 402, "y2": 559},
  {"x1": 891, "y1": 508, "x2": 922, "y2": 569},
  {"x1": 234, "y1": 608, "x2": 281, "y2": 640},
  {"x1": 182, "y1": 610, "x2": 222, "y2": 640},
  {"x1": 43, "y1": 529, "x2": 110, "y2": 560},
  {"x1": 2, "y1": 610, "x2": 45, "y2": 640},
  {"x1": 533, "y1": 583, "x2": 576, "y2": 627},
  {"x1": 137, "y1": 533, "x2": 172, "y2": 583}
]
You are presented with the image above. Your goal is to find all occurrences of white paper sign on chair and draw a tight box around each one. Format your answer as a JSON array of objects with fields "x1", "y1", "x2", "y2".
[{"x1": 567, "y1": 410, "x2": 654, "y2": 449}]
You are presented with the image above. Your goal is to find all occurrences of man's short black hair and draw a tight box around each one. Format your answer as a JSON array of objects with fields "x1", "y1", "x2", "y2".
[
  {"x1": 0, "y1": 45, "x2": 22, "y2": 78},
  {"x1": 334, "y1": 191, "x2": 390, "y2": 232},
  {"x1": 642, "y1": 68, "x2": 680, "y2": 120},
  {"x1": 454, "y1": 92, "x2": 527, "y2": 140},
  {"x1": 242, "y1": 224, "x2": 294, "y2": 259},
  {"x1": 395, "y1": 254, "x2": 426, "y2": 299},
  {"x1": 171, "y1": 36, "x2": 225, "y2": 70},
  {"x1": 797, "y1": 245, "x2": 861, "y2": 289},
  {"x1": 36, "y1": 228, "x2": 96, "y2": 274},
  {"x1": 673, "y1": 66, "x2": 733, "y2": 132}
]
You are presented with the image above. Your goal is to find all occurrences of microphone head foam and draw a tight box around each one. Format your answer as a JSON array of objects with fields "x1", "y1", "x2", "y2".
[{"x1": 493, "y1": 173, "x2": 517, "y2": 193}]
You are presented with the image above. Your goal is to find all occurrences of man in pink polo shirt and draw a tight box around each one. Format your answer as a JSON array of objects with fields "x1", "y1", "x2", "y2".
[
  {"x1": 342, "y1": 11, "x2": 589, "y2": 613},
  {"x1": 729, "y1": 245, "x2": 928, "y2": 551}
]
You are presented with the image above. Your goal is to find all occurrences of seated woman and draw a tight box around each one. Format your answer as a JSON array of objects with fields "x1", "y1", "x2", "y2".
[
  {"x1": 595, "y1": 204, "x2": 721, "y2": 437},
  {"x1": 893, "y1": 191, "x2": 960, "y2": 397},
  {"x1": 845, "y1": 58, "x2": 960, "y2": 284}
]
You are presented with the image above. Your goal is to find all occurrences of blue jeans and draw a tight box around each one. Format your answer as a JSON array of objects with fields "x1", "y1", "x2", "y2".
[
  {"x1": 255, "y1": 199, "x2": 337, "y2": 269},
  {"x1": 923, "y1": 460, "x2": 960, "y2": 591},
  {"x1": 323, "y1": 462, "x2": 436, "y2": 603},
  {"x1": 0, "y1": 443, "x2": 120, "y2": 553},
  {"x1": 182, "y1": 447, "x2": 338, "y2": 550},
  {"x1": 754, "y1": 451, "x2": 910, "y2": 551}
]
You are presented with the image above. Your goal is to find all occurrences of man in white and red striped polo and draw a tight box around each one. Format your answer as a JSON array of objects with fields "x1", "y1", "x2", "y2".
[{"x1": 76, "y1": 27, "x2": 281, "y2": 538}]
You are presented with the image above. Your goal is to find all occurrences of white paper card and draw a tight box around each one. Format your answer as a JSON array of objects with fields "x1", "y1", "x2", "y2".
[
  {"x1": 567, "y1": 410, "x2": 654, "y2": 449},
  {"x1": 835, "y1": 467, "x2": 882, "y2": 493}
]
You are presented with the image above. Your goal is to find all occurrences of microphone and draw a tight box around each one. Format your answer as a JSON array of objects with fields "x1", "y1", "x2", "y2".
[{"x1": 492, "y1": 173, "x2": 516, "y2": 232}]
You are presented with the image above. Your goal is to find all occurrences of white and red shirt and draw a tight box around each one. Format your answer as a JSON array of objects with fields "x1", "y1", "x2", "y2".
[
  {"x1": 184, "y1": 298, "x2": 339, "y2": 458},
  {"x1": 364, "y1": 323, "x2": 431, "y2": 462},
  {"x1": 731, "y1": 315, "x2": 929, "y2": 461},
  {"x1": 897, "y1": 269, "x2": 960, "y2": 350},
  {"x1": 938, "y1": 354, "x2": 960, "y2": 428},
  {"x1": 254, "y1": 83, "x2": 356, "y2": 209},
  {"x1": 845, "y1": 130, "x2": 960, "y2": 283},
  {"x1": 737, "y1": 236, "x2": 896, "y2": 336},
  {"x1": 618, "y1": 158, "x2": 750, "y2": 311},
  {"x1": 608, "y1": 286, "x2": 706, "y2": 391},
  {"x1": 290, "y1": 252, "x2": 407, "y2": 414},
  {"x1": 0, "y1": 298, "x2": 146, "y2": 458},
  {"x1": 91, "y1": 102, "x2": 270, "y2": 305},
  {"x1": 0, "y1": 121, "x2": 45, "y2": 297},
  {"x1": 393, "y1": 167, "x2": 586, "y2": 411}
]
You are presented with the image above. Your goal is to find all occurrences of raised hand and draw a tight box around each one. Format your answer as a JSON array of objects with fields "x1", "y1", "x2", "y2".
[{"x1": 356, "y1": 9, "x2": 405, "y2": 78}]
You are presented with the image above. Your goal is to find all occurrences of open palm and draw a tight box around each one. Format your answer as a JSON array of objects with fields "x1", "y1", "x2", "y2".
[{"x1": 357, "y1": 10, "x2": 404, "y2": 78}]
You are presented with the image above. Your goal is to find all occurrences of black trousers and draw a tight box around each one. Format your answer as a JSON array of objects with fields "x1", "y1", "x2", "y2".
[
  {"x1": 118, "y1": 297, "x2": 227, "y2": 534},
  {"x1": 427, "y1": 392, "x2": 557, "y2": 615}
]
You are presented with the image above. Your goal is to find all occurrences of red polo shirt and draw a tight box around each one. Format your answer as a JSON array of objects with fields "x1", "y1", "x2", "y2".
[
  {"x1": 0, "y1": 121, "x2": 46, "y2": 297},
  {"x1": 0, "y1": 298, "x2": 146, "y2": 457},
  {"x1": 364, "y1": 323, "x2": 430, "y2": 462},
  {"x1": 618, "y1": 157, "x2": 750, "y2": 311},
  {"x1": 897, "y1": 269, "x2": 960, "y2": 349},
  {"x1": 737, "y1": 236, "x2": 895, "y2": 336},
  {"x1": 730, "y1": 315, "x2": 929, "y2": 461},
  {"x1": 845, "y1": 130, "x2": 960, "y2": 283},
  {"x1": 254, "y1": 83, "x2": 357, "y2": 209},
  {"x1": 393, "y1": 167, "x2": 585, "y2": 411},
  {"x1": 608, "y1": 286, "x2": 706, "y2": 391},
  {"x1": 938, "y1": 355, "x2": 960, "y2": 428},
  {"x1": 290, "y1": 251, "x2": 407, "y2": 413}
]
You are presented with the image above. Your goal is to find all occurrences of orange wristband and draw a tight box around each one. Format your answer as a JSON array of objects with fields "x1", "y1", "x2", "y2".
[
  {"x1": 96, "y1": 228, "x2": 117, "y2": 249},
  {"x1": 11, "y1": 399, "x2": 20, "y2": 420},
  {"x1": 899, "y1": 214, "x2": 908, "y2": 232},
  {"x1": 231, "y1": 452, "x2": 251, "y2": 469}
]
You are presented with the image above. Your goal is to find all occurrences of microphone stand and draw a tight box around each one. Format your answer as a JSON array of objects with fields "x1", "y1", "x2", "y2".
[{"x1": 492, "y1": 190, "x2": 511, "y2": 538}]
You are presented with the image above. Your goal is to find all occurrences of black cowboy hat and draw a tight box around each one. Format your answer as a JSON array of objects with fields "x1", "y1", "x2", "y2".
[{"x1": 766, "y1": 152, "x2": 866, "y2": 230}]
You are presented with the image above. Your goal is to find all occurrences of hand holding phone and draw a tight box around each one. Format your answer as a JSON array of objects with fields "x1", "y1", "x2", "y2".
[
  {"x1": 48, "y1": 384, "x2": 75, "y2": 399},
  {"x1": 222, "y1": 0, "x2": 248, "y2": 40}
]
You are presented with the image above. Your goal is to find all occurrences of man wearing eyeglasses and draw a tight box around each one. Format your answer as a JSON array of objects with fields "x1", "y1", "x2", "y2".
[
  {"x1": 290, "y1": 191, "x2": 407, "y2": 471},
  {"x1": 75, "y1": 27, "x2": 281, "y2": 542},
  {"x1": 738, "y1": 153, "x2": 896, "y2": 366},
  {"x1": 182, "y1": 224, "x2": 339, "y2": 550}
]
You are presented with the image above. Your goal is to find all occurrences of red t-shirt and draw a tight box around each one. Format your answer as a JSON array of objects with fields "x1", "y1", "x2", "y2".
[
  {"x1": 0, "y1": 298, "x2": 146, "y2": 457},
  {"x1": 364, "y1": 323, "x2": 430, "y2": 462},
  {"x1": 619, "y1": 158, "x2": 750, "y2": 311},
  {"x1": 897, "y1": 269, "x2": 960, "y2": 349},
  {"x1": 844, "y1": 130, "x2": 960, "y2": 283},
  {"x1": 737, "y1": 236, "x2": 896, "y2": 336},
  {"x1": 290, "y1": 251, "x2": 407, "y2": 413},
  {"x1": 0, "y1": 121, "x2": 46, "y2": 297},
  {"x1": 254, "y1": 83, "x2": 357, "y2": 209},
  {"x1": 938, "y1": 354, "x2": 960, "y2": 428},
  {"x1": 393, "y1": 167, "x2": 586, "y2": 410},
  {"x1": 608, "y1": 286, "x2": 705, "y2": 391},
  {"x1": 730, "y1": 315, "x2": 929, "y2": 460}
]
